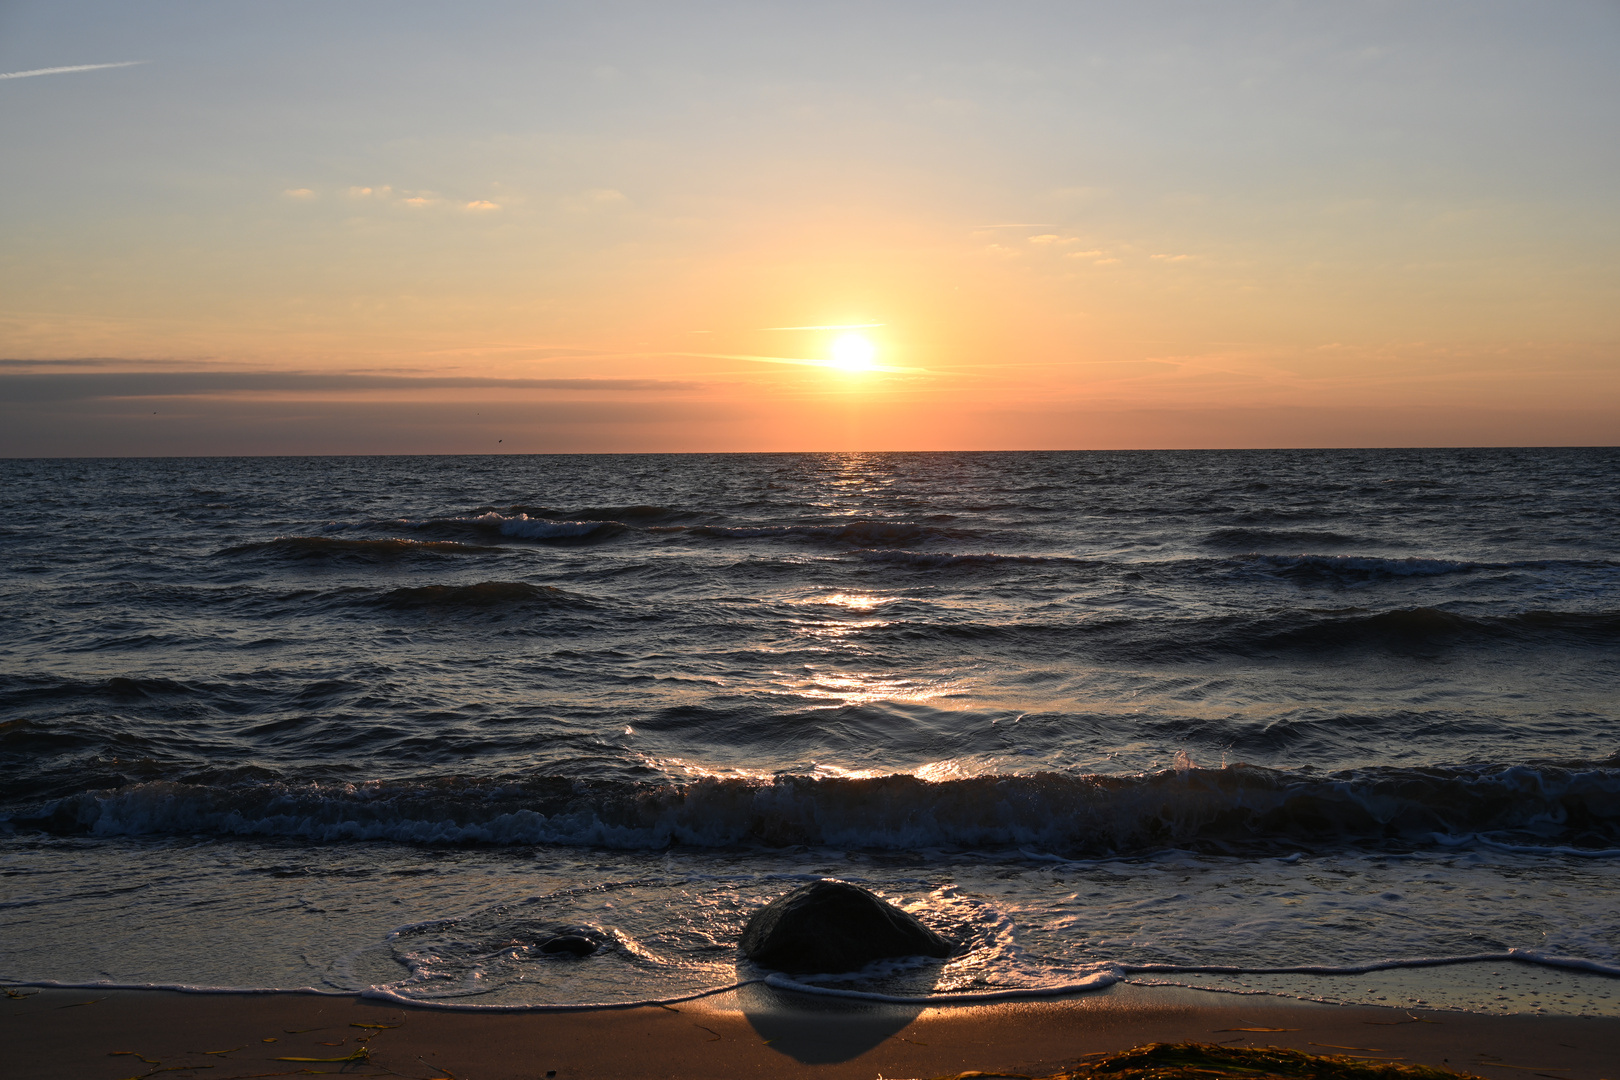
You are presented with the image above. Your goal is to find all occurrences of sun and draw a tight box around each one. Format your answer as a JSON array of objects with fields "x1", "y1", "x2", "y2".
[{"x1": 828, "y1": 333, "x2": 877, "y2": 371}]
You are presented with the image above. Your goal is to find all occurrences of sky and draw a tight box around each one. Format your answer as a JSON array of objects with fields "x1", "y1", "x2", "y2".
[{"x1": 1, "y1": 0, "x2": 1617, "y2": 455}]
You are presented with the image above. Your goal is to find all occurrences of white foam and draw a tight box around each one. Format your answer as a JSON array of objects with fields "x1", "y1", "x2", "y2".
[
  {"x1": 18, "y1": 954, "x2": 1608, "y2": 1013},
  {"x1": 8, "y1": 841, "x2": 1620, "y2": 1015},
  {"x1": 376, "y1": 512, "x2": 618, "y2": 539},
  {"x1": 357, "y1": 981, "x2": 755, "y2": 1012},
  {"x1": 50, "y1": 765, "x2": 1620, "y2": 855},
  {"x1": 1431, "y1": 833, "x2": 1620, "y2": 858},
  {"x1": 0, "y1": 977, "x2": 349, "y2": 996},
  {"x1": 1121, "y1": 949, "x2": 1620, "y2": 979},
  {"x1": 762, "y1": 968, "x2": 1120, "y2": 1004},
  {"x1": 485, "y1": 514, "x2": 611, "y2": 539},
  {"x1": 385, "y1": 917, "x2": 463, "y2": 939},
  {"x1": 855, "y1": 549, "x2": 1063, "y2": 567}
]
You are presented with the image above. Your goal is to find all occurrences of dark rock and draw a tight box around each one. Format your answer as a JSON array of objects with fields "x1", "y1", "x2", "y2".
[
  {"x1": 740, "y1": 879, "x2": 953, "y2": 974},
  {"x1": 538, "y1": 934, "x2": 598, "y2": 957}
]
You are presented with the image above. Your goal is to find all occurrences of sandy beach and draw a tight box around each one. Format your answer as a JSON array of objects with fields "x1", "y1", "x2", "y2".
[{"x1": 7, "y1": 982, "x2": 1616, "y2": 1080}]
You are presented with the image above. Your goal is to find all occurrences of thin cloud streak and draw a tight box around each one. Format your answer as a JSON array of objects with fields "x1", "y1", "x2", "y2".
[
  {"x1": 670, "y1": 352, "x2": 925, "y2": 374},
  {"x1": 0, "y1": 61, "x2": 147, "y2": 81},
  {"x1": 757, "y1": 323, "x2": 886, "y2": 331},
  {"x1": 0, "y1": 372, "x2": 704, "y2": 402}
]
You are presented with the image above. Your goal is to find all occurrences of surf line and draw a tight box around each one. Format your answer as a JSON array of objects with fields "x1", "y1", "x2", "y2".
[
  {"x1": 1119, "y1": 950, "x2": 1620, "y2": 979},
  {"x1": 6, "y1": 950, "x2": 1615, "y2": 1014}
]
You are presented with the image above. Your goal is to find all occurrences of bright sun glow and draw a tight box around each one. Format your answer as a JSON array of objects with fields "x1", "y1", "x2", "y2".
[{"x1": 828, "y1": 333, "x2": 877, "y2": 371}]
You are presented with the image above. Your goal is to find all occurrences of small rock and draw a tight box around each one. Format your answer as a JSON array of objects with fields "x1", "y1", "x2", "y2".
[
  {"x1": 740, "y1": 879, "x2": 953, "y2": 974},
  {"x1": 538, "y1": 934, "x2": 598, "y2": 957}
]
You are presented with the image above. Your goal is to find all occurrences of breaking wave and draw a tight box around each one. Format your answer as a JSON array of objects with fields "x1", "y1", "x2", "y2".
[
  {"x1": 387, "y1": 513, "x2": 628, "y2": 543},
  {"x1": 479, "y1": 503, "x2": 700, "y2": 525},
  {"x1": 14, "y1": 761, "x2": 1620, "y2": 855}
]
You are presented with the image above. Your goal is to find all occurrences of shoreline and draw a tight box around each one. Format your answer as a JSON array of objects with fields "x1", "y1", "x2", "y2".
[{"x1": 7, "y1": 982, "x2": 1618, "y2": 1080}]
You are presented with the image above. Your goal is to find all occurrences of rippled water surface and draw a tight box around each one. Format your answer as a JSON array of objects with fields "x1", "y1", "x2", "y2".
[{"x1": 2, "y1": 450, "x2": 1617, "y2": 1011}]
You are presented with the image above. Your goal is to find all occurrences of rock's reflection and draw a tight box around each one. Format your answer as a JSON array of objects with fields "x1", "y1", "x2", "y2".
[{"x1": 735, "y1": 980, "x2": 927, "y2": 1064}]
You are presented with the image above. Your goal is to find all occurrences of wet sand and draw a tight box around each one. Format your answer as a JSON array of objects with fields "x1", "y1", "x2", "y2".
[{"x1": 7, "y1": 982, "x2": 1616, "y2": 1080}]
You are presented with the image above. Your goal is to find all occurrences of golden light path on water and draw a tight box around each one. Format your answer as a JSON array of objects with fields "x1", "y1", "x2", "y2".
[{"x1": 777, "y1": 591, "x2": 966, "y2": 708}]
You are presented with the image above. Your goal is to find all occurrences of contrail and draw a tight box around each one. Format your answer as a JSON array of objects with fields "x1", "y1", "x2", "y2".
[{"x1": 0, "y1": 61, "x2": 147, "y2": 81}]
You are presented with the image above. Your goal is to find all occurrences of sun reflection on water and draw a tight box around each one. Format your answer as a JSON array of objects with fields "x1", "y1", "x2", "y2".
[
  {"x1": 770, "y1": 667, "x2": 964, "y2": 707},
  {"x1": 813, "y1": 591, "x2": 892, "y2": 610}
]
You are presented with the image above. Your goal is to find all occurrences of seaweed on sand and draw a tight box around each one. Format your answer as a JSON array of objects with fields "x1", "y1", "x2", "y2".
[{"x1": 940, "y1": 1041, "x2": 1486, "y2": 1080}]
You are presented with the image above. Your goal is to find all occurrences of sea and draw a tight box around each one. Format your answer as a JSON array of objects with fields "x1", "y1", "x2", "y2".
[{"x1": 2, "y1": 449, "x2": 1617, "y2": 1016}]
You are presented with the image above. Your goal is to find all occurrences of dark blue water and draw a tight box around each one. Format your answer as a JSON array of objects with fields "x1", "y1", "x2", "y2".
[{"x1": 2, "y1": 449, "x2": 1618, "y2": 1012}]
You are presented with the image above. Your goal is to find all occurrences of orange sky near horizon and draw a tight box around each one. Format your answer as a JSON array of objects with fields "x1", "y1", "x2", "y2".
[{"x1": 2, "y1": 2, "x2": 1616, "y2": 454}]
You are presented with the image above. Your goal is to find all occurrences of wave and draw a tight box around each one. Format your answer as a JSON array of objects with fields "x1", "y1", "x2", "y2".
[
  {"x1": 1203, "y1": 529, "x2": 1360, "y2": 550},
  {"x1": 1243, "y1": 553, "x2": 1479, "y2": 581},
  {"x1": 13, "y1": 761, "x2": 1619, "y2": 856},
  {"x1": 218, "y1": 536, "x2": 503, "y2": 560},
  {"x1": 1254, "y1": 607, "x2": 1620, "y2": 651},
  {"x1": 769, "y1": 950, "x2": 1620, "y2": 1004},
  {"x1": 859, "y1": 606, "x2": 1620, "y2": 656},
  {"x1": 684, "y1": 520, "x2": 980, "y2": 548},
  {"x1": 489, "y1": 504, "x2": 707, "y2": 526},
  {"x1": 372, "y1": 581, "x2": 596, "y2": 611},
  {"x1": 843, "y1": 548, "x2": 1616, "y2": 587},
  {"x1": 1236, "y1": 553, "x2": 1619, "y2": 585},
  {"x1": 0, "y1": 674, "x2": 201, "y2": 704},
  {"x1": 11, "y1": 947, "x2": 1618, "y2": 1011},
  {"x1": 854, "y1": 549, "x2": 1067, "y2": 569},
  {"x1": 9, "y1": 949, "x2": 1614, "y2": 1012},
  {"x1": 386, "y1": 513, "x2": 628, "y2": 544},
  {"x1": 365, "y1": 511, "x2": 965, "y2": 548},
  {"x1": 0, "y1": 976, "x2": 744, "y2": 1011}
]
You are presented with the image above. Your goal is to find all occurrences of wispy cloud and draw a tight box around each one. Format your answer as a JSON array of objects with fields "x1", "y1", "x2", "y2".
[
  {"x1": 0, "y1": 60, "x2": 147, "y2": 81},
  {"x1": 0, "y1": 372, "x2": 705, "y2": 402},
  {"x1": 758, "y1": 323, "x2": 884, "y2": 331},
  {"x1": 670, "y1": 352, "x2": 925, "y2": 374}
]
